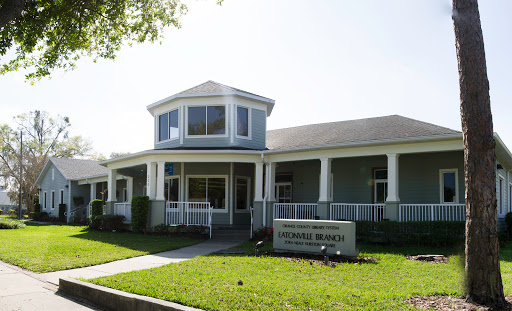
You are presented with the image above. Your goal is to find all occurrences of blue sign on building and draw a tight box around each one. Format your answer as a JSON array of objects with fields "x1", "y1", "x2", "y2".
[{"x1": 165, "y1": 163, "x2": 174, "y2": 176}]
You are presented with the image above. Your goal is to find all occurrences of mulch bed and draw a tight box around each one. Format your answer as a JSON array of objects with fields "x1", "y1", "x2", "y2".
[
  {"x1": 407, "y1": 254, "x2": 449, "y2": 264},
  {"x1": 260, "y1": 251, "x2": 378, "y2": 267},
  {"x1": 406, "y1": 295, "x2": 512, "y2": 310}
]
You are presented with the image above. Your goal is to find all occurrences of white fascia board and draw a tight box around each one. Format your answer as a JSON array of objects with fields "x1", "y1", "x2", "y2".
[
  {"x1": 147, "y1": 93, "x2": 275, "y2": 116},
  {"x1": 494, "y1": 133, "x2": 512, "y2": 169},
  {"x1": 264, "y1": 134, "x2": 464, "y2": 162},
  {"x1": 103, "y1": 150, "x2": 263, "y2": 170},
  {"x1": 76, "y1": 174, "x2": 124, "y2": 185}
]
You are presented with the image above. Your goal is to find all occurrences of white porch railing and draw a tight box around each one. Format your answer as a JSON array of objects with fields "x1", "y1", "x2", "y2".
[
  {"x1": 330, "y1": 203, "x2": 386, "y2": 222},
  {"x1": 250, "y1": 205, "x2": 253, "y2": 240},
  {"x1": 165, "y1": 202, "x2": 212, "y2": 238},
  {"x1": 399, "y1": 204, "x2": 465, "y2": 222},
  {"x1": 273, "y1": 203, "x2": 318, "y2": 226},
  {"x1": 114, "y1": 203, "x2": 132, "y2": 223}
]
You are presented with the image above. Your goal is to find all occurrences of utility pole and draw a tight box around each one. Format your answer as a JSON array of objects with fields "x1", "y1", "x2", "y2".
[{"x1": 18, "y1": 131, "x2": 22, "y2": 220}]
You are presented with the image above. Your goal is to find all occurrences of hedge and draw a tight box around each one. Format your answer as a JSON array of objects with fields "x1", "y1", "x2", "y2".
[
  {"x1": 34, "y1": 203, "x2": 41, "y2": 213},
  {"x1": 131, "y1": 196, "x2": 149, "y2": 233},
  {"x1": 91, "y1": 199, "x2": 103, "y2": 217},
  {"x1": 30, "y1": 212, "x2": 49, "y2": 221},
  {"x1": 89, "y1": 215, "x2": 125, "y2": 231},
  {"x1": 355, "y1": 221, "x2": 465, "y2": 247},
  {"x1": 0, "y1": 219, "x2": 26, "y2": 229}
]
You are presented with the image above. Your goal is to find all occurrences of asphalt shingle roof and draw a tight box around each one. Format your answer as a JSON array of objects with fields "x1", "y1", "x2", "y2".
[
  {"x1": 266, "y1": 115, "x2": 460, "y2": 150},
  {"x1": 50, "y1": 157, "x2": 108, "y2": 180},
  {"x1": 178, "y1": 80, "x2": 273, "y2": 101}
]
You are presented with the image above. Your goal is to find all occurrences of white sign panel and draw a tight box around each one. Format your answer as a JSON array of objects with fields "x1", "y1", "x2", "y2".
[{"x1": 273, "y1": 219, "x2": 358, "y2": 257}]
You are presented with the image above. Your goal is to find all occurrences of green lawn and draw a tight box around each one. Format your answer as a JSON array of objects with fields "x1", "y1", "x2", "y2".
[
  {"x1": 87, "y1": 241, "x2": 512, "y2": 311},
  {"x1": 0, "y1": 223, "x2": 205, "y2": 272}
]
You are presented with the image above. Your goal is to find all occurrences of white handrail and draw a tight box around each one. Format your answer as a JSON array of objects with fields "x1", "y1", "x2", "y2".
[
  {"x1": 273, "y1": 203, "x2": 318, "y2": 226},
  {"x1": 330, "y1": 203, "x2": 386, "y2": 222},
  {"x1": 249, "y1": 205, "x2": 253, "y2": 239},
  {"x1": 399, "y1": 204, "x2": 465, "y2": 222},
  {"x1": 114, "y1": 203, "x2": 132, "y2": 223},
  {"x1": 165, "y1": 202, "x2": 212, "y2": 238}
]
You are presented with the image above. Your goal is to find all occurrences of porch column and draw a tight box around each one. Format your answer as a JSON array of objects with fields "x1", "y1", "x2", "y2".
[
  {"x1": 146, "y1": 162, "x2": 157, "y2": 200},
  {"x1": 385, "y1": 153, "x2": 400, "y2": 221},
  {"x1": 254, "y1": 162, "x2": 264, "y2": 201},
  {"x1": 90, "y1": 182, "x2": 97, "y2": 201},
  {"x1": 156, "y1": 161, "x2": 165, "y2": 201},
  {"x1": 266, "y1": 162, "x2": 276, "y2": 202},
  {"x1": 318, "y1": 158, "x2": 332, "y2": 220},
  {"x1": 106, "y1": 169, "x2": 117, "y2": 215},
  {"x1": 126, "y1": 177, "x2": 133, "y2": 203},
  {"x1": 253, "y1": 162, "x2": 264, "y2": 229}
]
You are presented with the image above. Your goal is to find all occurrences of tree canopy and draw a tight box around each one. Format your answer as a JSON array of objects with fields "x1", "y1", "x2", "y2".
[
  {"x1": 0, "y1": 0, "x2": 187, "y2": 81},
  {"x1": 0, "y1": 110, "x2": 92, "y2": 211}
]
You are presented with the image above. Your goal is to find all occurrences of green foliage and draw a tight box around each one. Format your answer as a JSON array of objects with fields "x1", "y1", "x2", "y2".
[
  {"x1": 58, "y1": 204, "x2": 66, "y2": 221},
  {"x1": 89, "y1": 215, "x2": 125, "y2": 232},
  {"x1": 0, "y1": 219, "x2": 26, "y2": 229},
  {"x1": 0, "y1": 224, "x2": 203, "y2": 272},
  {"x1": 34, "y1": 203, "x2": 41, "y2": 213},
  {"x1": 30, "y1": 211, "x2": 48, "y2": 221},
  {"x1": 355, "y1": 221, "x2": 465, "y2": 247},
  {"x1": 91, "y1": 199, "x2": 103, "y2": 217},
  {"x1": 0, "y1": 0, "x2": 187, "y2": 81},
  {"x1": 253, "y1": 226, "x2": 274, "y2": 241},
  {"x1": 131, "y1": 196, "x2": 149, "y2": 233},
  {"x1": 72, "y1": 196, "x2": 84, "y2": 207}
]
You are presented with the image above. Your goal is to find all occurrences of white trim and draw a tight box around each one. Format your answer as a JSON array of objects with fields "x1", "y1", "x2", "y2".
[
  {"x1": 185, "y1": 104, "x2": 229, "y2": 138},
  {"x1": 439, "y1": 169, "x2": 459, "y2": 204},
  {"x1": 51, "y1": 190, "x2": 55, "y2": 209},
  {"x1": 156, "y1": 108, "x2": 180, "y2": 144},
  {"x1": 235, "y1": 105, "x2": 252, "y2": 140},
  {"x1": 235, "y1": 176, "x2": 251, "y2": 213},
  {"x1": 43, "y1": 191, "x2": 47, "y2": 210},
  {"x1": 59, "y1": 189, "x2": 64, "y2": 205},
  {"x1": 186, "y1": 175, "x2": 229, "y2": 213},
  {"x1": 498, "y1": 174, "x2": 505, "y2": 216},
  {"x1": 373, "y1": 169, "x2": 388, "y2": 204},
  {"x1": 509, "y1": 182, "x2": 512, "y2": 215}
]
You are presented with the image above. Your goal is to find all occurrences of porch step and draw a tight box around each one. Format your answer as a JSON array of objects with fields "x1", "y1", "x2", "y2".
[{"x1": 212, "y1": 227, "x2": 252, "y2": 240}]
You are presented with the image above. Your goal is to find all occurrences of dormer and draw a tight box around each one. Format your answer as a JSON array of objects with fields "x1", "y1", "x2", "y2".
[{"x1": 147, "y1": 81, "x2": 275, "y2": 150}]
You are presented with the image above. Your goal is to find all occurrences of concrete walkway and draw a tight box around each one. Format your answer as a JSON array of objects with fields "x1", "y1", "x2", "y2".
[
  {"x1": 0, "y1": 237, "x2": 246, "y2": 310},
  {"x1": 42, "y1": 238, "x2": 246, "y2": 286},
  {"x1": 0, "y1": 261, "x2": 98, "y2": 311}
]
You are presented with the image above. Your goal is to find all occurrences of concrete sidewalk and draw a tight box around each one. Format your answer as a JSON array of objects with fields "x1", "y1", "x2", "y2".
[
  {"x1": 0, "y1": 261, "x2": 98, "y2": 311},
  {"x1": 42, "y1": 238, "x2": 246, "y2": 286}
]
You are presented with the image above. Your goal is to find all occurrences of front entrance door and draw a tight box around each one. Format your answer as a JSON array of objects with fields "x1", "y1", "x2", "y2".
[
  {"x1": 276, "y1": 182, "x2": 292, "y2": 203},
  {"x1": 165, "y1": 177, "x2": 180, "y2": 202}
]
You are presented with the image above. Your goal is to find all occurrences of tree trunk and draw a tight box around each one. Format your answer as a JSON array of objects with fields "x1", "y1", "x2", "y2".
[{"x1": 452, "y1": 0, "x2": 505, "y2": 306}]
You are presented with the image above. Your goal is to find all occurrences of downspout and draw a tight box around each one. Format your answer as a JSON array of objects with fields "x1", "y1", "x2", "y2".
[{"x1": 261, "y1": 153, "x2": 268, "y2": 227}]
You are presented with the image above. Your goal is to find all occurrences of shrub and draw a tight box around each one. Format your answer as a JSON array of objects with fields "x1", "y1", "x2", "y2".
[
  {"x1": 0, "y1": 219, "x2": 26, "y2": 229},
  {"x1": 355, "y1": 221, "x2": 465, "y2": 247},
  {"x1": 253, "y1": 226, "x2": 274, "y2": 241},
  {"x1": 30, "y1": 212, "x2": 49, "y2": 221},
  {"x1": 91, "y1": 199, "x2": 103, "y2": 217},
  {"x1": 131, "y1": 196, "x2": 149, "y2": 233},
  {"x1": 73, "y1": 196, "x2": 84, "y2": 207},
  {"x1": 34, "y1": 203, "x2": 41, "y2": 213},
  {"x1": 59, "y1": 204, "x2": 66, "y2": 221},
  {"x1": 89, "y1": 215, "x2": 125, "y2": 231}
]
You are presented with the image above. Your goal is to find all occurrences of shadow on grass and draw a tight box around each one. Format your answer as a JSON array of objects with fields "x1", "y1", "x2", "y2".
[{"x1": 69, "y1": 229, "x2": 206, "y2": 254}]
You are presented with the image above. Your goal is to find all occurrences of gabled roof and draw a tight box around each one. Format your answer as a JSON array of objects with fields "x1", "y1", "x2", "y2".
[
  {"x1": 35, "y1": 157, "x2": 108, "y2": 185},
  {"x1": 147, "y1": 80, "x2": 275, "y2": 116},
  {"x1": 266, "y1": 115, "x2": 461, "y2": 150}
]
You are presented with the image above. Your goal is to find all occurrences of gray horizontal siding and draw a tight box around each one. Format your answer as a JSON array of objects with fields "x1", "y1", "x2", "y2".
[{"x1": 39, "y1": 163, "x2": 68, "y2": 217}]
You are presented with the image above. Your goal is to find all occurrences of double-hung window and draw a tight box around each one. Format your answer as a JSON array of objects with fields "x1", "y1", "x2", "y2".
[
  {"x1": 158, "y1": 109, "x2": 179, "y2": 142},
  {"x1": 188, "y1": 106, "x2": 226, "y2": 136},
  {"x1": 236, "y1": 106, "x2": 249, "y2": 137},
  {"x1": 440, "y1": 169, "x2": 458, "y2": 203}
]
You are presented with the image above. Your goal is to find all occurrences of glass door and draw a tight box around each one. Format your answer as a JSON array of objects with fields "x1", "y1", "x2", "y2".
[
  {"x1": 165, "y1": 177, "x2": 180, "y2": 202},
  {"x1": 276, "y1": 182, "x2": 292, "y2": 203}
]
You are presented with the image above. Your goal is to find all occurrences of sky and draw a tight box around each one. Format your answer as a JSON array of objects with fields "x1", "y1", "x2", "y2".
[{"x1": 1, "y1": 0, "x2": 511, "y2": 157}]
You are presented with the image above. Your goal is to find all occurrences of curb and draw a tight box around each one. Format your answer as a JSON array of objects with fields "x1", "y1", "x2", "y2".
[{"x1": 59, "y1": 278, "x2": 203, "y2": 311}]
